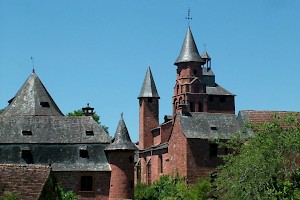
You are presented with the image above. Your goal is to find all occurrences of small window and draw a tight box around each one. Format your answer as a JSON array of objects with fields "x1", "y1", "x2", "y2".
[
  {"x1": 22, "y1": 150, "x2": 34, "y2": 164},
  {"x1": 81, "y1": 176, "x2": 93, "y2": 191},
  {"x1": 210, "y1": 126, "x2": 217, "y2": 131},
  {"x1": 220, "y1": 96, "x2": 226, "y2": 103},
  {"x1": 148, "y1": 98, "x2": 153, "y2": 103},
  {"x1": 130, "y1": 181, "x2": 134, "y2": 189},
  {"x1": 85, "y1": 130, "x2": 94, "y2": 136},
  {"x1": 209, "y1": 96, "x2": 214, "y2": 102},
  {"x1": 22, "y1": 130, "x2": 32, "y2": 135},
  {"x1": 80, "y1": 150, "x2": 89, "y2": 158},
  {"x1": 40, "y1": 102, "x2": 50, "y2": 107},
  {"x1": 209, "y1": 143, "x2": 218, "y2": 158},
  {"x1": 129, "y1": 156, "x2": 134, "y2": 163},
  {"x1": 193, "y1": 70, "x2": 198, "y2": 75}
]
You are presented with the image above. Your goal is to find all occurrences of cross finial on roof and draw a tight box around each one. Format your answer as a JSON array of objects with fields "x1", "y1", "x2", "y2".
[
  {"x1": 31, "y1": 57, "x2": 35, "y2": 73},
  {"x1": 204, "y1": 43, "x2": 207, "y2": 51},
  {"x1": 121, "y1": 112, "x2": 124, "y2": 119},
  {"x1": 186, "y1": 8, "x2": 192, "y2": 25}
]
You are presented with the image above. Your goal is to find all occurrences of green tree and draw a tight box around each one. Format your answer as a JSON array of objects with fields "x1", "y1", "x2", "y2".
[
  {"x1": 216, "y1": 114, "x2": 300, "y2": 200},
  {"x1": 66, "y1": 109, "x2": 108, "y2": 133}
]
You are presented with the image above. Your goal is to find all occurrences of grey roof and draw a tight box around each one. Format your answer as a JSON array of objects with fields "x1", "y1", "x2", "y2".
[
  {"x1": 180, "y1": 112, "x2": 240, "y2": 139},
  {"x1": 105, "y1": 114, "x2": 137, "y2": 151},
  {"x1": 201, "y1": 50, "x2": 211, "y2": 60},
  {"x1": 202, "y1": 67, "x2": 214, "y2": 76},
  {"x1": 206, "y1": 84, "x2": 235, "y2": 96},
  {"x1": 174, "y1": 26, "x2": 205, "y2": 65},
  {"x1": 0, "y1": 116, "x2": 111, "y2": 143},
  {"x1": 0, "y1": 144, "x2": 111, "y2": 171},
  {"x1": 138, "y1": 67, "x2": 160, "y2": 99},
  {"x1": 2, "y1": 72, "x2": 63, "y2": 116}
]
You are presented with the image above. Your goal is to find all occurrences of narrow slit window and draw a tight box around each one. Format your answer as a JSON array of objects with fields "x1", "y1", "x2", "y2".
[
  {"x1": 210, "y1": 126, "x2": 217, "y2": 131},
  {"x1": 22, "y1": 130, "x2": 32, "y2": 135},
  {"x1": 40, "y1": 102, "x2": 50, "y2": 107},
  {"x1": 85, "y1": 130, "x2": 94, "y2": 136}
]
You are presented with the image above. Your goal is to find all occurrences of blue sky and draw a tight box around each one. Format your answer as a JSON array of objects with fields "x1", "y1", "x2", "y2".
[{"x1": 1, "y1": 1, "x2": 300, "y2": 142}]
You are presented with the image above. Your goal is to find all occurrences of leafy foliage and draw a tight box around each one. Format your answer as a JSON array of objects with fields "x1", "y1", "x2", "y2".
[
  {"x1": 66, "y1": 109, "x2": 109, "y2": 133},
  {"x1": 135, "y1": 174, "x2": 212, "y2": 200},
  {"x1": 216, "y1": 114, "x2": 300, "y2": 200},
  {"x1": 0, "y1": 193, "x2": 21, "y2": 200}
]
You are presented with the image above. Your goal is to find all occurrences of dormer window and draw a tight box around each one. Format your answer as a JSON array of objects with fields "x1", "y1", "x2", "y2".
[
  {"x1": 85, "y1": 130, "x2": 94, "y2": 136},
  {"x1": 40, "y1": 102, "x2": 50, "y2": 107},
  {"x1": 22, "y1": 130, "x2": 32, "y2": 135}
]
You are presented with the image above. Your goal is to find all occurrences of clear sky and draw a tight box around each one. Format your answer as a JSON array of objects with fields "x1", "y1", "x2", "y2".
[{"x1": 1, "y1": 1, "x2": 300, "y2": 142}]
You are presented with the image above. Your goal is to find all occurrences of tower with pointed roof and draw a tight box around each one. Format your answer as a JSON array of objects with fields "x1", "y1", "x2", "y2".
[
  {"x1": 138, "y1": 67, "x2": 160, "y2": 150},
  {"x1": 105, "y1": 114, "x2": 137, "y2": 200},
  {"x1": 173, "y1": 26, "x2": 235, "y2": 115}
]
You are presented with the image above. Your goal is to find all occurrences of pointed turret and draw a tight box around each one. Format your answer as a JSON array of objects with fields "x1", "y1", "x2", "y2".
[
  {"x1": 105, "y1": 113, "x2": 136, "y2": 200},
  {"x1": 105, "y1": 113, "x2": 137, "y2": 151},
  {"x1": 138, "y1": 67, "x2": 160, "y2": 99},
  {"x1": 2, "y1": 71, "x2": 63, "y2": 116},
  {"x1": 138, "y1": 67, "x2": 160, "y2": 150},
  {"x1": 202, "y1": 50, "x2": 211, "y2": 69},
  {"x1": 174, "y1": 26, "x2": 205, "y2": 65}
]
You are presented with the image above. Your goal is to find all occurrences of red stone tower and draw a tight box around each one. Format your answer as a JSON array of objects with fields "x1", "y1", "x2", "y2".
[
  {"x1": 138, "y1": 67, "x2": 160, "y2": 150},
  {"x1": 105, "y1": 114, "x2": 137, "y2": 200},
  {"x1": 173, "y1": 26, "x2": 235, "y2": 115}
]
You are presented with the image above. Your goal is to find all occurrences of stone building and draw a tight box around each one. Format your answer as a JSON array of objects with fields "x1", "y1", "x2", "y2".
[
  {"x1": 0, "y1": 71, "x2": 137, "y2": 200},
  {"x1": 136, "y1": 26, "x2": 246, "y2": 184}
]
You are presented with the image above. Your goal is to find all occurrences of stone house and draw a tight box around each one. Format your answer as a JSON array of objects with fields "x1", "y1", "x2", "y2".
[{"x1": 0, "y1": 72, "x2": 137, "y2": 200}]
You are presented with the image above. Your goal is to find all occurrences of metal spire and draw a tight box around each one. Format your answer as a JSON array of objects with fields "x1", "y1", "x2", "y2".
[
  {"x1": 186, "y1": 8, "x2": 192, "y2": 26},
  {"x1": 31, "y1": 57, "x2": 35, "y2": 73}
]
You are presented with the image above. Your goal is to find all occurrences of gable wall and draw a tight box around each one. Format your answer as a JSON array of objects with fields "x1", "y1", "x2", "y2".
[{"x1": 168, "y1": 116, "x2": 188, "y2": 177}]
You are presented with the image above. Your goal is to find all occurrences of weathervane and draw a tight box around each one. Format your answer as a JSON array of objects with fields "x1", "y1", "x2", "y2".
[
  {"x1": 31, "y1": 57, "x2": 35, "y2": 73},
  {"x1": 204, "y1": 43, "x2": 207, "y2": 51},
  {"x1": 186, "y1": 8, "x2": 192, "y2": 25}
]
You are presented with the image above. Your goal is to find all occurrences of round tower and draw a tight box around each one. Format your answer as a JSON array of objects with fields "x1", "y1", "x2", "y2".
[{"x1": 105, "y1": 113, "x2": 137, "y2": 200}]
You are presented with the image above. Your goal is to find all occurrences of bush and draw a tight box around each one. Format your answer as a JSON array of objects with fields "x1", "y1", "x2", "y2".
[
  {"x1": 0, "y1": 193, "x2": 21, "y2": 200},
  {"x1": 135, "y1": 174, "x2": 212, "y2": 200}
]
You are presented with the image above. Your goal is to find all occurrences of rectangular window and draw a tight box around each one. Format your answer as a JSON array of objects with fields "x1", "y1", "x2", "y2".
[
  {"x1": 81, "y1": 176, "x2": 93, "y2": 191},
  {"x1": 159, "y1": 155, "x2": 163, "y2": 173},
  {"x1": 22, "y1": 130, "x2": 32, "y2": 135},
  {"x1": 220, "y1": 96, "x2": 226, "y2": 103},
  {"x1": 22, "y1": 150, "x2": 34, "y2": 164},
  {"x1": 210, "y1": 126, "x2": 217, "y2": 131},
  {"x1": 40, "y1": 102, "x2": 50, "y2": 107},
  {"x1": 85, "y1": 130, "x2": 94, "y2": 136},
  {"x1": 209, "y1": 143, "x2": 218, "y2": 158},
  {"x1": 80, "y1": 150, "x2": 89, "y2": 158}
]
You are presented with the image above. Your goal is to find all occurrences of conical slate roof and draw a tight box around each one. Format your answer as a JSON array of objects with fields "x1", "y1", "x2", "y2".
[
  {"x1": 105, "y1": 114, "x2": 137, "y2": 151},
  {"x1": 175, "y1": 26, "x2": 205, "y2": 65},
  {"x1": 2, "y1": 71, "x2": 63, "y2": 116},
  {"x1": 137, "y1": 67, "x2": 160, "y2": 99},
  {"x1": 202, "y1": 50, "x2": 211, "y2": 61}
]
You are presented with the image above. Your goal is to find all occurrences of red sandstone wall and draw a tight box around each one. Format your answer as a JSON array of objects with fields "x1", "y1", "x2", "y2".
[
  {"x1": 167, "y1": 116, "x2": 187, "y2": 177},
  {"x1": 139, "y1": 98, "x2": 159, "y2": 150},
  {"x1": 53, "y1": 171, "x2": 110, "y2": 200},
  {"x1": 207, "y1": 95, "x2": 235, "y2": 114},
  {"x1": 108, "y1": 151, "x2": 135, "y2": 200},
  {"x1": 186, "y1": 139, "x2": 225, "y2": 183}
]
